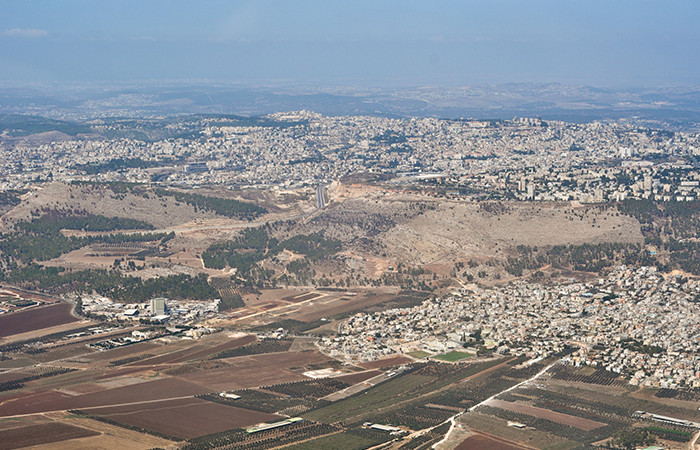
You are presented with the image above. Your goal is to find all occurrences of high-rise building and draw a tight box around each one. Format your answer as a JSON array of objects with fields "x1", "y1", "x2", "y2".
[
  {"x1": 150, "y1": 297, "x2": 166, "y2": 315},
  {"x1": 526, "y1": 183, "x2": 535, "y2": 200}
]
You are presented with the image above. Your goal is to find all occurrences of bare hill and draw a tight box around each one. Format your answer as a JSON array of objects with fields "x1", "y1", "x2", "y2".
[
  {"x1": 382, "y1": 201, "x2": 642, "y2": 265},
  {"x1": 304, "y1": 185, "x2": 642, "y2": 268},
  {"x1": 0, "y1": 182, "x2": 214, "y2": 229}
]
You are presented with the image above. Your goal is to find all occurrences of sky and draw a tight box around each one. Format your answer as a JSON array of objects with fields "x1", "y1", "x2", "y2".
[{"x1": 1, "y1": 0, "x2": 699, "y2": 87}]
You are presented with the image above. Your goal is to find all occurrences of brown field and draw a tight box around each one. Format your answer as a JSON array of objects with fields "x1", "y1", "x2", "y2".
[
  {"x1": 0, "y1": 415, "x2": 52, "y2": 432},
  {"x1": 0, "y1": 422, "x2": 99, "y2": 449},
  {"x1": 0, "y1": 321, "x2": 95, "y2": 348},
  {"x1": 0, "y1": 391, "x2": 73, "y2": 417},
  {"x1": 83, "y1": 341, "x2": 161, "y2": 362},
  {"x1": 0, "y1": 303, "x2": 78, "y2": 338},
  {"x1": 487, "y1": 399, "x2": 607, "y2": 431},
  {"x1": 333, "y1": 370, "x2": 383, "y2": 384},
  {"x1": 127, "y1": 335, "x2": 256, "y2": 366},
  {"x1": 69, "y1": 377, "x2": 209, "y2": 408},
  {"x1": 456, "y1": 432, "x2": 533, "y2": 450},
  {"x1": 86, "y1": 397, "x2": 281, "y2": 439},
  {"x1": 97, "y1": 364, "x2": 169, "y2": 380},
  {"x1": 43, "y1": 414, "x2": 176, "y2": 450},
  {"x1": 458, "y1": 412, "x2": 578, "y2": 450},
  {"x1": 0, "y1": 370, "x2": 34, "y2": 384},
  {"x1": 358, "y1": 355, "x2": 413, "y2": 370},
  {"x1": 177, "y1": 350, "x2": 331, "y2": 390},
  {"x1": 0, "y1": 377, "x2": 209, "y2": 417},
  {"x1": 0, "y1": 357, "x2": 35, "y2": 369}
]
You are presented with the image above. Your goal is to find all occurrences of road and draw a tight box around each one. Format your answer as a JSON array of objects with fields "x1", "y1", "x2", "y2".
[
  {"x1": 426, "y1": 361, "x2": 560, "y2": 449},
  {"x1": 690, "y1": 429, "x2": 700, "y2": 450},
  {"x1": 316, "y1": 182, "x2": 328, "y2": 210},
  {"x1": 468, "y1": 360, "x2": 559, "y2": 412}
]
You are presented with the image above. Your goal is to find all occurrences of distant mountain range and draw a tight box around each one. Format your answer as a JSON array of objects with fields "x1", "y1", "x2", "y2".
[{"x1": 1, "y1": 82, "x2": 699, "y2": 130}]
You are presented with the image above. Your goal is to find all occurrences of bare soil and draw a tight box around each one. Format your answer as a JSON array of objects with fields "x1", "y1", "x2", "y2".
[
  {"x1": 358, "y1": 355, "x2": 413, "y2": 370},
  {"x1": 487, "y1": 399, "x2": 607, "y2": 431},
  {"x1": 87, "y1": 397, "x2": 281, "y2": 439},
  {"x1": 176, "y1": 350, "x2": 331, "y2": 391},
  {"x1": 0, "y1": 303, "x2": 79, "y2": 338},
  {"x1": 0, "y1": 422, "x2": 99, "y2": 449},
  {"x1": 456, "y1": 432, "x2": 533, "y2": 450}
]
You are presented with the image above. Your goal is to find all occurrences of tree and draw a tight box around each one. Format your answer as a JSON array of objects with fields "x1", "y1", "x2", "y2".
[{"x1": 609, "y1": 427, "x2": 656, "y2": 449}]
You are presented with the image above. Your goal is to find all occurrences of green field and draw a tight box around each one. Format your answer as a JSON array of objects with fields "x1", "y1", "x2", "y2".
[
  {"x1": 304, "y1": 360, "x2": 505, "y2": 424},
  {"x1": 304, "y1": 373, "x2": 433, "y2": 423},
  {"x1": 431, "y1": 351, "x2": 474, "y2": 362},
  {"x1": 408, "y1": 350, "x2": 432, "y2": 359},
  {"x1": 281, "y1": 432, "x2": 378, "y2": 450}
]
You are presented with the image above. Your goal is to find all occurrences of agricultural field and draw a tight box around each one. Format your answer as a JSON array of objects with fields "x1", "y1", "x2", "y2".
[
  {"x1": 209, "y1": 337, "x2": 291, "y2": 359},
  {"x1": 0, "y1": 422, "x2": 100, "y2": 449},
  {"x1": 83, "y1": 341, "x2": 161, "y2": 362},
  {"x1": 126, "y1": 334, "x2": 256, "y2": 366},
  {"x1": 183, "y1": 420, "x2": 341, "y2": 450},
  {"x1": 200, "y1": 377, "x2": 355, "y2": 416},
  {"x1": 458, "y1": 412, "x2": 579, "y2": 450},
  {"x1": 332, "y1": 370, "x2": 383, "y2": 385},
  {"x1": 175, "y1": 350, "x2": 333, "y2": 391},
  {"x1": 304, "y1": 360, "x2": 508, "y2": 425},
  {"x1": 407, "y1": 350, "x2": 432, "y2": 359},
  {"x1": 0, "y1": 321, "x2": 405, "y2": 447},
  {"x1": 0, "y1": 316, "x2": 580, "y2": 449},
  {"x1": 83, "y1": 397, "x2": 282, "y2": 439},
  {"x1": 485, "y1": 399, "x2": 607, "y2": 431},
  {"x1": 432, "y1": 350, "x2": 474, "y2": 362},
  {"x1": 460, "y1": 369, "x2": 700, "y2": 448},
  {"x1": 358, "y1": 355, "x2": 413, "y2": 370},
  {"x1": 456, "y1": 432, "x2": 532, "y2": 450},
  {"x1": 282, "y1": 428, "x2": 393, "y2": 450},
  {"x1": 0, "y1": 302, "x2": 80, "y2": 338}
]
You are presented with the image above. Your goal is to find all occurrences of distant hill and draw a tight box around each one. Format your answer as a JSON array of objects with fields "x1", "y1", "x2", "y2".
[{"x1": 0, "y1": 114, "x2": 92, "y2": 137}]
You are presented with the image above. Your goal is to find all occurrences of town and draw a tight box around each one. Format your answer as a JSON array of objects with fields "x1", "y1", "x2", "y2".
[
  {"x1": 1, "y1": 113, "x2": 698, "y2": 204},
  {"x1": 321, "y1": 266, "x2": 700, "y2": 390}
]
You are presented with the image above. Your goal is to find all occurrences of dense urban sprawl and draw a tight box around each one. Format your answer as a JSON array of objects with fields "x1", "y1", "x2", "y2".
[
  {"x1": 1, "y1": 113, "x2": 698, "y2": 202},
  {"x1": 321, "y1": 266, "x2": 699, "y2": 389}
]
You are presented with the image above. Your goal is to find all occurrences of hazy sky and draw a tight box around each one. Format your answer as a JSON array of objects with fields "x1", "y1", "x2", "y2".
[{"x1": 1, "y1": 0, "x2": 698, "y2": 87}]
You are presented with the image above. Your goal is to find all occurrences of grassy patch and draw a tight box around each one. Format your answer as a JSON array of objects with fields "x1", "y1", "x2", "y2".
[
  {"x1": 431, "y1": 351, "x2": 474, "y2": 362},
  {"x1": 282, "y1": 432, "x2": 375, "y2": 450}
]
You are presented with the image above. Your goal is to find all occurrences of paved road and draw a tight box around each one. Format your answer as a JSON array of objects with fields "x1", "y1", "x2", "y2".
[{"x1": 316, "y1": 182, "x2": 328, "y2": 209}]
